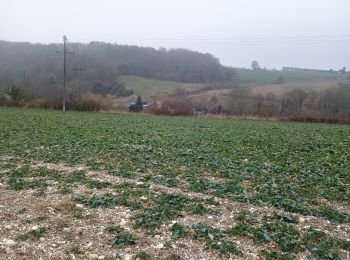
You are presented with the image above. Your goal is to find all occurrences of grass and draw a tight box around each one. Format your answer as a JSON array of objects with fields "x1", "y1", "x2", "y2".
[
  {"x1": 235, "y1": 68, "x2": 344, "y2": 85},
  {"x1": 119, "y1": 75, "x2": 200, "y2": 100},
  {"x1": 0, "y1": 107, "x2": 349, "y2": 258}
]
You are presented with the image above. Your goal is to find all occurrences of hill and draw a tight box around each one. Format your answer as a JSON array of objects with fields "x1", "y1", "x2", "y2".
[
  {"x1": 234, "y1": 68, "x2": 343, "y2": 85},
  {"x1": 119, "y1": 75, "x2": 201, "y2": 100},
  {"x1": 0, "y1": 40, "x2": 234, "y2": 99}
]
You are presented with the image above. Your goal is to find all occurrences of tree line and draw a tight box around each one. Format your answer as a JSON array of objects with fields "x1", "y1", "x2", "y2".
[
  {"x1": 191, "y1": 82, "x2": 350, "y2": 120},
  {"x1": 0, "y1": 40, "x2": 234, "y2": 100}
]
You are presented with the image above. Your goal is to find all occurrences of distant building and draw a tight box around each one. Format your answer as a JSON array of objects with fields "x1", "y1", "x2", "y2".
[{"x1": 282, "y1": 67, "x2": 336, "y2": 73}]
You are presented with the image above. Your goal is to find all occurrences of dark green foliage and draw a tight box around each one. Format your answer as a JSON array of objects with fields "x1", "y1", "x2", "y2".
[
  {"x1": 231, "y1": 215, "x2": 303, "y2": 253},
  {"x1": 56, "y1": 223, "x2": 68, "y2": 231},
  {"x1": 135, "y1": 194, "x2": 188, "y2": 230},
  {"x1": 187, "y1": 202, "x2": 208, "y2": 215},
  {"x1": 91, "y1": 82, "x2": 133, "y2": 97},
  {"x1": 17, "y1": 208, "x2": 27, "y2": 214},
  {"x1": 136, "y1": 96, "x2": 143, "y2": 111},
  {"x1": 107, "y1": 225, "x2": 137, "y2": 247},
  {"x1": 229, "y1": 210, "x2": 256, "y2": 237},
  {"x1": 59, "y1": 184, "x2": 73, "y2": 194},
  {"x1": 16, "y1": 227, "x2": 47, "y2": 241},
  {"x1": 147, "y1": 176, "x2": 179, "y2": 187},
  {"x1": 69, "y1": 245, "x2": 82, "y2": 254},
  {"x1": 129, "y1": 96, "x2": 143, "y2": 112},
  {"x1": 230, "y1": 211, "x2": 350, "y2": 258},
  {"x1": 212, "y1": 181, "x2": 243, "y2": 197},
  {"x1": 191, "y1": 223, "x2": 242, "y2": 256},
  {"x1": 260, "y1": 250, "x2": 294, "y2": 260},
  {"x1": 168, "y1": 254, "x2": 181, "y2": 260},
  {"x1": 259, "y1": 218, "x2": 303, "y2": 253},
  {"x1": 304, "y1": 228, "x2": 344, "y2": 259},
  {"x1": 70, "y1": 207, "x2": 84, "y2": 219},
  {"x1": 170, "y1": 222, "x2": 243, "y2": 256},
  {"x1": 135, "y1": 251, "x2": 153, "y2": 260},
  {"x1": 8, "y1": 177, "x2": 48, "y2": 191},
  {"x1": 66, "y1": 170, "x2": 86, "y2": 184},
  {"x1": 85, "y1": 179, "x2": 112, "y2": 189},
  {"x1": 206, "y1": 240, "x2": 243, "y2": 256},
  {"x1": 313, "y1": 206, "x2": 349, "y2": 224},
  {"x1": 272, "y1": 213, "x2": 299, "y2": 224},
  {"x1": 192, "y1": 223, "x2": 224, "y2": 240},
  {"x1": 188, "y1": 178, "x2": 215, "y2": 193},
  {"x1": 170, "y1": 223, "x2": 188, "y2": 239},
  {"x1": 33, "y1": 189, "x2": 47, "y2": 197}
]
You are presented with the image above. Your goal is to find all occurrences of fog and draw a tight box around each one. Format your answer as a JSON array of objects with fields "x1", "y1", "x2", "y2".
[{"x1": 1, "y1": 0, "x2": 349, "y2": 69}]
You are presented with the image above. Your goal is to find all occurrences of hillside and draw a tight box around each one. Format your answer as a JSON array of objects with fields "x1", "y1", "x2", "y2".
[
  {"x1": 0, "y1": 40, "x2": 234, "y2": 99},
  {"x1": 119, "y1": 76, "x2": 201, "y2": 100},
  {"x1": 234, "y1": 68, "x2": 344, "y2": 85}
]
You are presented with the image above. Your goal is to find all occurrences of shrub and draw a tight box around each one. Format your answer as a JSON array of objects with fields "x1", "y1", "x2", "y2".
[
  {"x1": 32, "y1": 93, "x2": 112, "y2": 111},
  {"x1": 148, "y1": 89, "x2": 193, "y2": 116},
  {"x1": 0, "y1": 93, "x2": 10, "y2": 106}
]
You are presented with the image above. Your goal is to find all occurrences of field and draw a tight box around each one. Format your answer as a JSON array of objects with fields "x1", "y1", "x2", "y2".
[
  {"x1": 119, "y1": 76, "x2": 200, "y2": 100},
  {"x1": 234, "y1": 69, "x2": 344, "y2": 85},
  {"x1": 0, "y1": 107, "x2": 350, "y2": 260}
]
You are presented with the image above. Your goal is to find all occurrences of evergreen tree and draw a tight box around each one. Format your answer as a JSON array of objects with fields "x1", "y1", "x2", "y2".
[
  {"x1": 129, "y1": 96, "x2": 143, "y2": 112},
  {"x1": 136, "y1": 96, "x2": 143, "y2": 112}
]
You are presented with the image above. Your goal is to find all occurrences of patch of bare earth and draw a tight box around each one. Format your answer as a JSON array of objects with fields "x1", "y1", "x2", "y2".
[{"x1": 1, "y1": 159, "x2": 349, "y2": 259}]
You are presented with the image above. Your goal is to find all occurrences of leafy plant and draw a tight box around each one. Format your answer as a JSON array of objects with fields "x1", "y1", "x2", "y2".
[
  {"x1": 135, "y1": 194, "x2": 188, "y2": 230},
  {"x1": 69, "y1": 244, "x2": 82, "y2": 254},
  {"x1": 170, "y1": 223, "x2": 188, "y2": 239},
  {"x1": 16, "y1": 227, "x2": 47, "y2": 241},
  {"x1": 135, "y1": 251, "x2": 153, "y2": 260},
  {"x1": 107, "y1": 225, "x2": 137, "y2": 247}
]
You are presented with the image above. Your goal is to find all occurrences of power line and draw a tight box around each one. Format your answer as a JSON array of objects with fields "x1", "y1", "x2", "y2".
[
  {"x1": 118, "y1": 34, "x2": 350, "y2": 47},
  {"x1": 125, "y1": 33, "x2": 350, "y2": 41}
]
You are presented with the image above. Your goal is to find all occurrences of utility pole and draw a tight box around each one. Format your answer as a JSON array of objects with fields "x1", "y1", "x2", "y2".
[
  {"x1": 63, "y1": 35, "x2": 67, "y2": 112},
  {"x1": 57, "y1": 35, "x2": 74, "y2": 112},
  {"x1": 73, "y1": 67, "x2": 87, "y2": 100}
]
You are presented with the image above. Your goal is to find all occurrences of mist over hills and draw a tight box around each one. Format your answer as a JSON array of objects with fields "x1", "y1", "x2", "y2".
[{"x1": 0, "y1": 40, "x2": 235, "y2": 98}]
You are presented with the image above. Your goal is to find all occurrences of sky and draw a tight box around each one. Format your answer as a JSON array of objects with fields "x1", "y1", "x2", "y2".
[{"x1": 1, "y1": 0, "x2": 349, "y2": 70}]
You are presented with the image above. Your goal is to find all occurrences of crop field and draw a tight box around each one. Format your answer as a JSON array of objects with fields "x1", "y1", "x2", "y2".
[
  {"x1": 234, "y1": 69, "x2": 343, "y2": 85},
  {"x1": 0, "y1": 107, "x2": 349, "y2": 260},
  {"x1": 119, "y1": 76, "x2": 200, "y2": 100}
]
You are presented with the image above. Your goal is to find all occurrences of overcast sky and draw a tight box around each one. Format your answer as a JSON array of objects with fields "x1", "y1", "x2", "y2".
[{"x1": 1, "y1": 0, "x2": 349, "y2": 70}]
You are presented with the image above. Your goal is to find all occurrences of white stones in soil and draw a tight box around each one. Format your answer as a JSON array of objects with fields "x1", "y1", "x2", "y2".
[
  {"x1": 123, "y1": 254, "x2": 134, "y2": 260},
  {"x1": 154, "y1": 243, "x2": 164, "y2": 249},
  {"x1": 88, "y1": 254, "x2": 99, "y2": 260},
  {"x1": 4, "y1": 225, "x2": 11, "y2": 230},
  {"x1": 32, "y1": 225, "x2": 39, "y2": 231},
  {"x1": 86, "y1": 242, "x2": 93, "y2": 248},
  {"x1": 2, "y1": 238, "x2": 17, "y2": 247}
]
